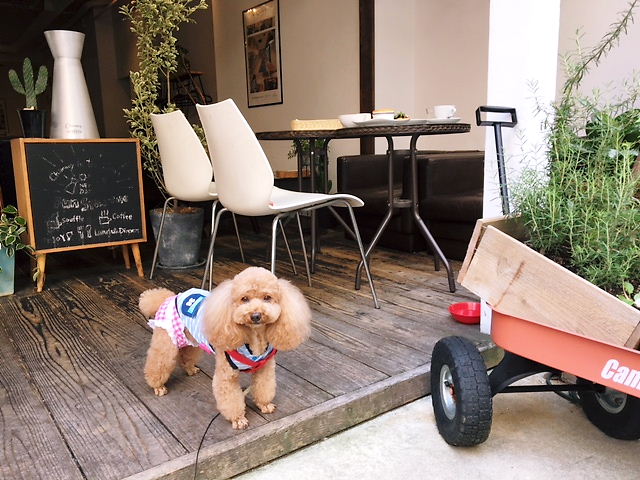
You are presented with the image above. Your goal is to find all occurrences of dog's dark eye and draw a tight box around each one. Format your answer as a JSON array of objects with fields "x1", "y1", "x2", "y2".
[
  {"x1": 263, "y1": 295, "x2": 272, "y2": 302},
  {"x1": 241, "y1": 296, "x2": 249, "y2": 303}
]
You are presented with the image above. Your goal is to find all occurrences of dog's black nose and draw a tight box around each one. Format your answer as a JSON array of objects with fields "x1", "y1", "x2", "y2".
[{"x1": 250, "y1": 312, "x2": 262, "y2": 324}]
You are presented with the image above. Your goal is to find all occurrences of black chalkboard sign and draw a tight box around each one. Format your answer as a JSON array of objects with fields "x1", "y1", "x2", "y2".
[{"x1": 11, "y1": 139, "x2": 146, "y2": 253}]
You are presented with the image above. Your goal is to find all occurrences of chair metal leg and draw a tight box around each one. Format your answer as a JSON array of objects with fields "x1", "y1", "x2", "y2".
[
  {"x1": 209, "y1": 200, "x2": 218, "y2": 235},
  {"x1": 344, "y1": 202, "x2": 380, "y2": 309},
  {"x1": 202, "y1": 207, "x2": 227, "y2": 290},
  {"x1": 270, "y1": 215, "x2": 280, "y2": 275},
  {"x1": 279, "y1": 218, "x2": 297, "y2": 275},
  {"x1": 296, "y1": 212, "x2": 312, "y2": 287},
  {"x1": 149, "y1": 196, "x2": 175, "y2": 280},
  {"x1": 231, "y1": 213, "x2": 245, "y2": 263}
]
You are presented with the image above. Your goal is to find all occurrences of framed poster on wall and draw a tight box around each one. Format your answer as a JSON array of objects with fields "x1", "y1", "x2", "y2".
[{"x1": 243, "y1": 0, "x2": 283, "y2": 107}]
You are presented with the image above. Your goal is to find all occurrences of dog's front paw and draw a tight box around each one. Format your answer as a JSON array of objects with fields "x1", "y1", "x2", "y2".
[
  {"x1": 184, "y1": 365, "x2": 200, "y2": 376},
  {"x1": 232, "y1": 416, "x2": 249, "y2": 430},
  {"x1": 153, "y1": 386, "x2": 168, "y2": 396},
  {"x1": 258, "y1": 402, "x2": 276, "y2": 414}
]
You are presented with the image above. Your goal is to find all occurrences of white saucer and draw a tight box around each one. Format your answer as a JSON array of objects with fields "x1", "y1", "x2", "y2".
[
  {"x1": 425, "y1": 117, "x2": 461, "y2": 124},
  {"x1": 352, "y1": 118, "x2": 410, "y2": 127}
]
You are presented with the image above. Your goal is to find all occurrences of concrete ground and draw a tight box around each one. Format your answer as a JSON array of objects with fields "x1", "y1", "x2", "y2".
[{"x1": 235, "y1": 374, "x2": 638, "y2": 480}]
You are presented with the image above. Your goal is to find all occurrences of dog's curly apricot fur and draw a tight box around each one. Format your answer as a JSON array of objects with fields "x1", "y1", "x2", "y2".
[{"x1": 140, "y1": 266, "x2": 311, "y2": 429}]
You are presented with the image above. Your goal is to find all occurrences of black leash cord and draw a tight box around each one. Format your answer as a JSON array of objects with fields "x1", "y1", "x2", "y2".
[{"x1": 193, "y1": 412, "x2": 221, "y2": 480}]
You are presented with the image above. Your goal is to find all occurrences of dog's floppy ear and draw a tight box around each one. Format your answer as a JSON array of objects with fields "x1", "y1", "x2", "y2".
[
  {"x1": 203, "y1": 280, "x2": 245, "y2": 351},
  {"x1": 267, "y1": 279, "x2": 311, "y2": 350}
]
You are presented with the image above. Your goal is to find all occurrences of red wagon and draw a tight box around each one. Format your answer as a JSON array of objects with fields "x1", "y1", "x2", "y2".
[{"x1": 431, "y1": 217, "x2": 640, "y2": 445}]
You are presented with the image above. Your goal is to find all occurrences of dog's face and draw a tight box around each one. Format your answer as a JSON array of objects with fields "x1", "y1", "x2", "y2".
[
  {"x1": 205, "y1": 266, "x2": 311, "y2": 352},
  {"x1": 229, "y1": 267, "x2": 282, "y2": 328}
]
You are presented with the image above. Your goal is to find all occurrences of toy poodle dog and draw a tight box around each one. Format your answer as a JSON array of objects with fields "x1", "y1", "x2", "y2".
[{"x1": 140, "y1": 266, "x2": 312, "y2": 429}]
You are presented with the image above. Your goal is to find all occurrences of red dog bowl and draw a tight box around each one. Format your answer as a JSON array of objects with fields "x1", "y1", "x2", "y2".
[{"x1": 449, "y1": 302, "x2": 481, "y2": 324}]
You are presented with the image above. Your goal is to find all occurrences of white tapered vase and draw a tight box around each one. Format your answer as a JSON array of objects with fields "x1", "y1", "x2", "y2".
[{"x1": 45, "y1": 30, "x2": 99, "y2": 139}]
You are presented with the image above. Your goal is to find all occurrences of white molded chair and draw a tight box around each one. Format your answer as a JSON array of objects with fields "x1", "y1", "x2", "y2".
[
  {"x1": 196, "y1": 99, "x2": 379, "y2": 308},
  {"x1": 149, "y1": 109, "x2": 244, "y2": 279}
]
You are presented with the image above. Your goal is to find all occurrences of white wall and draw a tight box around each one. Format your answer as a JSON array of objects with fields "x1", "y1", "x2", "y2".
[
  {"x1": 213, "y1": 0, "x2": 361, "y2": 181},
  {"x1": 483, "y1": 0, "x2": 560, "y2": 218},
  {"x1": 374, "y1": 1, "x2": 416, "y2": 152},
  {"x1": 375, "y1": 0, "x2": 490, "y2": 152}
]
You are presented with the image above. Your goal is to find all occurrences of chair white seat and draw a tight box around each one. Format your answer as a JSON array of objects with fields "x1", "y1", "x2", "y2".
[{"x1": 266, "y1": 188, "x2": 363, "y2": 214}]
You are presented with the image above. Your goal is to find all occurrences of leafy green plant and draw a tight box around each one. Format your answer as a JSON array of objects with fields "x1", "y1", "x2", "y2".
[
  {"x1": 8, "y1": 57, "x2": 48, "y2": 109},
  {"x1": 513, "y1": 1, "x2": 640, "y2": 297},
  {"x1": 287, "y1": 140, "x2": 332, "y2": 192},
  {"x1": 0, "y1": 205, "x2": 36, "y2": 278},
  {"x1": 120, "y1": 0, "x2": 208, "y2": 199},
  {"x1": 618, "y1": 281, "x2": 640, "y2": 309}
]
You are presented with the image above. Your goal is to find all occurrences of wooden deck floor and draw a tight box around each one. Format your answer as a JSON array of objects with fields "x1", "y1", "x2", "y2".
[{"x1": 0, "y1": 227, "x2": 493, "y2": 480}]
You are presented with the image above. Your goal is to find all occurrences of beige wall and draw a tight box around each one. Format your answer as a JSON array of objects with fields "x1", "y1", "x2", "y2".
[
  {"x1": 214, "y1": 0, "x2": 490, "y2": 181},
  {"x1": 557, "y1": 0, "x2": 640, "y2": 101},
  {"x1": 375, "y1": 0, "x2": 489, "y2": 152},
  {"x1": 213, "y1": 0, "x2": 361, "y2": 180}
]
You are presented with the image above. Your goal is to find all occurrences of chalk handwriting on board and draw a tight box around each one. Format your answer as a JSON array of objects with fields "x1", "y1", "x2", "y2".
[{"x1": 25, "y1": 142, "x2": 144, "y2": 251}]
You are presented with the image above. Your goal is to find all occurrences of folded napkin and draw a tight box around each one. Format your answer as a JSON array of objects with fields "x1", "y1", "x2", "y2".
[{"x1": 290, "y1": 119, "x2": 343, "y2": 130}]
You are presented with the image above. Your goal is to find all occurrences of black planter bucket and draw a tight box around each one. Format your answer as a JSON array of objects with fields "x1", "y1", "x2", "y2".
[
  {"x1": 17, "y1": 109, "x2": 47, "y2": 138},
  {"x1": 150, "y1": 207, "x2": 206, "y2": 269}
]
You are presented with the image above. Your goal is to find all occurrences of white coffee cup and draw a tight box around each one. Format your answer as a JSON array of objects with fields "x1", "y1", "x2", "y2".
[{"x1": 432, "y1": 105, "x2": 457, "y2": 119}]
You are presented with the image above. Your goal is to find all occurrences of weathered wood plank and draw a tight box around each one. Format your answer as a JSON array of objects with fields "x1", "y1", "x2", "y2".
[
  {"x1": 0, "y1": 314, "x2": 84, "y2": 480},
  {"x1": 175, "y1": 241, "x2": 489, "y2": 358},
  {"x1": 308, "y1": 310, "x2": 427, "y2": 374},
  {"x1": 0, "y1": 228, "x2": 498, "y2": 480},
  {"x1": 276, "y1": 340, "x2": 387, "y2": 396},
  {"x1": 78, "y1": 273, "x2": 337, "y2": 413},
  {"x1": 56, "y1": 280, "x2": 270, "y2": 444},
  {"x1": 122, "y1": 363, "x2": 433, "y2": 480},
  {"x1": 0, "y1": 289, "x2": 188, "y2": 479},
  {"x1": 69, "y1": 277, "x2": 334, "y2": 431},
  {"x1": 461, "y1": 225, "x2": 640, "y2": 348}
]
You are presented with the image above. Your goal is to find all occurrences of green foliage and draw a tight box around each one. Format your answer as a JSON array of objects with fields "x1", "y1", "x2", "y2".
[
  {"x1": 120, "y1": 0, "x2": 208, "y2": 199},
  {"x1": 8, "y1": 57, "x2": 48, "y2": 109},
  {"x1": 0, "y1": 205, "x2": 37, "y2": 279},
  {"x1": 513, "y1": 1, "x2": 640, "y2": 301},
  {"x1": 618, "y1": 281, "x2": 640, "y2": 308},
  {"x1": 287, "y1": 140, "x2": 333, "y2": 192}
]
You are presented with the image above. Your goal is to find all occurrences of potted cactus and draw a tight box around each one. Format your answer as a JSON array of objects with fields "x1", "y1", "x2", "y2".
[{"x1": 8, "y1": 57, "x2": 48, "y2": 137}]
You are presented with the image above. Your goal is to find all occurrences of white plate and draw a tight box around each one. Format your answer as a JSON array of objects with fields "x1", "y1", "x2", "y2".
[
  {"x1": 425, "y1": 117, "x2": 461, "y2": 124},
  {"x1": 352, "y1": 118, "x2": 410, "y2": 127},
  {"x1": 404, "y1": 118, "x2": 431, "y2": 125}
]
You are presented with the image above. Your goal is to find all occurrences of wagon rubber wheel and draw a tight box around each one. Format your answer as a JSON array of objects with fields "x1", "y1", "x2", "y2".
[
  {"x1": 578, "y1": 379, "x2": 640, "y2": 440},
  {"x1": 430, "y1": 336, "x2": 492, "y2": 446}
]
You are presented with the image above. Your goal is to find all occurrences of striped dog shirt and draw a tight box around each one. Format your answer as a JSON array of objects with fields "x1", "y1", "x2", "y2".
[{"x1": 147, "y1": 288, "x2": 277, "y2": 372}]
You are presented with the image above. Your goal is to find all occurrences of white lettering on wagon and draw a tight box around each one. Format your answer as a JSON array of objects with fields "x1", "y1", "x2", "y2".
[{"x1": 601, "y1": 359, "x2": 640, "y2": 389}]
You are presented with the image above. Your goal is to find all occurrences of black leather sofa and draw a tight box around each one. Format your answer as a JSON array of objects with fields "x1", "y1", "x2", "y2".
[{"x1": 337, "y1": 150, "x2": 484, "y2": 260}]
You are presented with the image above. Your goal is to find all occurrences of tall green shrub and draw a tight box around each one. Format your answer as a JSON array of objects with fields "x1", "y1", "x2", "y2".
[
  {"x1": 120, "y1": 0, "x2": 207, "y2": 199},
  {"x1": 514, "y1": 0, "x2": 640, "y2": 295}
]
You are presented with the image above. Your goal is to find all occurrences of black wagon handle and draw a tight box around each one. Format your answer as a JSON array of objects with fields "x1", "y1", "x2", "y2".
[
  {"x1": 475, "y1": 106, "x2": 518, "y2": 216},
  {"x1": 475, "y1": 106, "x2": 518, "y2": 127}
]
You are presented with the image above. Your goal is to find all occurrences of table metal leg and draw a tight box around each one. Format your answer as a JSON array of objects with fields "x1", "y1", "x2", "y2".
[
  {"x1": 355, "y1": 207, "x2": 395, "y2": 290},
  {"x1": 408, "y1": 135, "x2": 456, "y2": 292},
  {"x1": 308, "y1": 138, "x2": 331, "y2": 273},
  {"x1": 309, "y1": 139, "x2": 317, "y2": 273},
  {"x1": 355, "y1": 137, "x2": 395, "y2": 289}
]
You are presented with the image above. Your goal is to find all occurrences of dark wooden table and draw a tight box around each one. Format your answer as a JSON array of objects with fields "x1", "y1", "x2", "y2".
[{"x1": 257, "y1": 122, "x2": 471, "y2": 292}]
